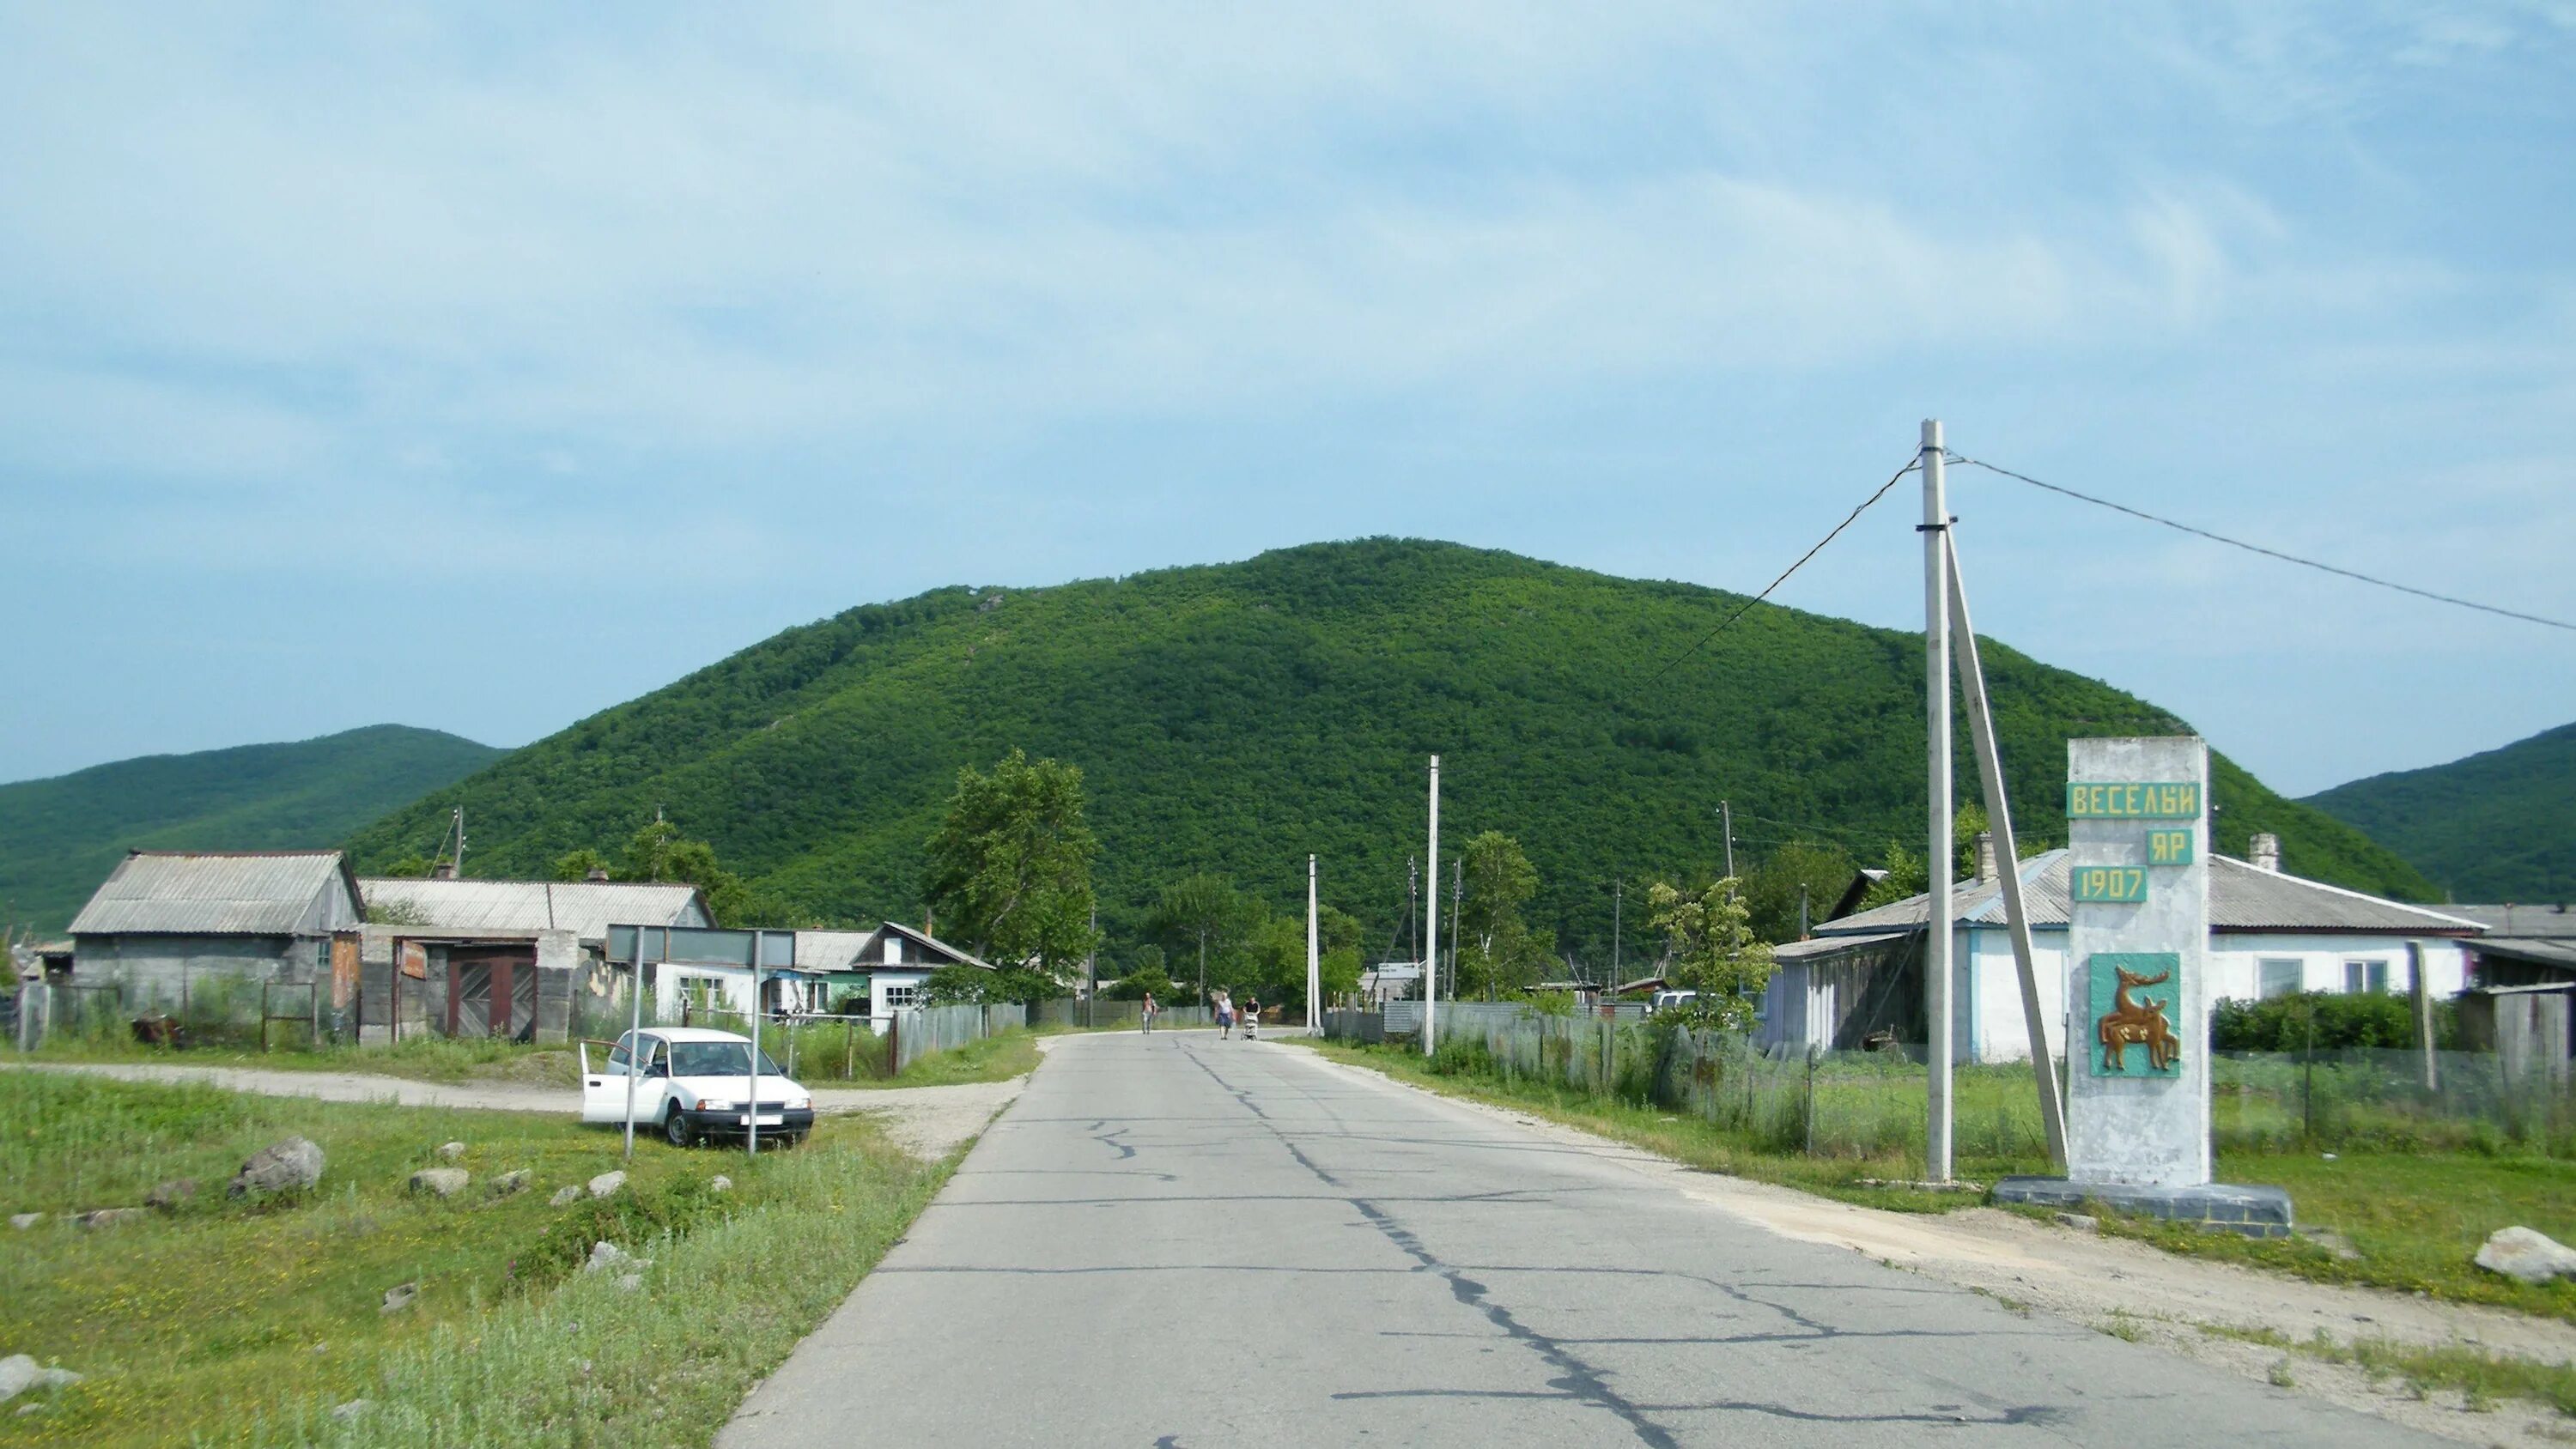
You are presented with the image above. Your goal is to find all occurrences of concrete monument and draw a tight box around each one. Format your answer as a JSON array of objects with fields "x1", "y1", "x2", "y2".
[{"x1": 1995, "y1": 736, "x2": 2292, "y2": 1235}]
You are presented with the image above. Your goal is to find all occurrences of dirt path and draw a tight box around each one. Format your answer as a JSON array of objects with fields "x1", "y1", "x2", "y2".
[
  {"x1": 1304, "y1": 1049, "x2": 2576, "y2": 1448},
  {"x1": 3, "y1": 1059, "x2": 1024, "y2": 1161}
]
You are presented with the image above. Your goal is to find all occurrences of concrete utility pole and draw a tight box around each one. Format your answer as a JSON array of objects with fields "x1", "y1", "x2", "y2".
[
  {"x1": 1612, "y1": 878, "x2": 1623, "y2": 987},
  {"x1": 1923, "y1": 418, "x2": 1955, "y2": 1184},
  {"x1": 1720, "y1": 800, "x2": 1735, "y2": 881},
  {"x1": 1946, "y1": 535, "x2": 2068, "y2": 1167},
  {"x1": 1307, "y1": 855, "x2": 1321, "y2": 1034},
  {"x1": 1424, "y1": 755, "x2": 1441, "y2": 1057}
]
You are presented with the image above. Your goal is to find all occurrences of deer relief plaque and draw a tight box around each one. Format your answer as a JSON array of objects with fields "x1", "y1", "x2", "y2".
[{"x1": 2088, "y1": 951, "x2": 2182, "y2": 1078}]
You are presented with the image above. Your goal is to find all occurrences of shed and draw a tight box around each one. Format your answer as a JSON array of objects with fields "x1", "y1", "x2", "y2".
[
  {"x1": 354, "y1": 876, "x2": 712, "y2": 1045},
  {"x1": 67, "y1": 851, "x2": 363, "y2": 1030}
]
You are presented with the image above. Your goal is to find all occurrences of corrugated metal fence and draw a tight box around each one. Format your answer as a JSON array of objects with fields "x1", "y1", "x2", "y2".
[{"x1": 891, "y1": 1003, "x2": 1028, "y2": 1073}]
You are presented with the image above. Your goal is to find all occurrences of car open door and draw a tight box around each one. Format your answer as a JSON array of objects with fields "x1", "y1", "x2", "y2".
[{"x1": 579, "y1": 1034, "x2": 634, "y2": 1124}]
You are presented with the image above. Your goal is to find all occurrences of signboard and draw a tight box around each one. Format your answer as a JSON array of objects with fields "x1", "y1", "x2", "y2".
[
  {"x1": 2064, "y1": 781, "x2": 2201, "y2": 819},
  {"x1": 2070, "y1": 865, "x2": 2148, "y2": 903},
  {"x1": 2063, "y1": 737, "x2": 2211, "y2": 1188}
]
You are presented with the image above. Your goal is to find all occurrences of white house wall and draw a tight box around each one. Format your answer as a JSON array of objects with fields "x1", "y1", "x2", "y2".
[{"x1": 1950, "y1": 926, "x2": 2467, "y2": 1064}]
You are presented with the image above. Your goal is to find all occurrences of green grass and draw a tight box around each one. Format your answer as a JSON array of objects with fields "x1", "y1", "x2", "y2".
[
  {"x1": 0, "y1": 1070, "x2": 951, "y2": 1446},
  {"x1": 21, "y1": 1024, "x2": 1049, "y2": 1094},
  {"x1": 21, "y1": 1031, "x2": 586, "y2": 1088},
  {"x1": 1298, "y1": 1039, "x2": 2576, "y2": 1320}
]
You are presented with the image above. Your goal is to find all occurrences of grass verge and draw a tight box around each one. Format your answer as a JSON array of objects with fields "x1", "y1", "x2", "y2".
[
  {"x1": 2203, "y1": 1324, "x2": 2576, "y2": 1415},
  {"x1": 1294, "y1": 1039, "x2": 2576, "y2": 1321},
  {"x1": 0, "y1": 1070, "x2": 951, "y2": 1446}
]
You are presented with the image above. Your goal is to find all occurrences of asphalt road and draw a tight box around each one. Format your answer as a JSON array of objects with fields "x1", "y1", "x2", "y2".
[{"x1": 721, "y1": 1030, "x2": 2433, "y2": 1448}]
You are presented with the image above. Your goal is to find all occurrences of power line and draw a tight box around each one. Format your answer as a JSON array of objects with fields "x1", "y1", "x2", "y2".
[
  {"x1": 1640, "y1": 455, "x2": 1922, "y2": 686},
  {"x1": 1952, "y1": 454, "x2": 2576, "y2": 635}
]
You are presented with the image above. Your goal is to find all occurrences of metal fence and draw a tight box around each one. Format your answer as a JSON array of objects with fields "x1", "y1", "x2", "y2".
[
  {"x1": 1033, "y1": 998, "x2": 1214, "y2": 1031},
  {"x1": 1372, "y1": 1003, "x2": 2576, "y2": 1166},
  {"x1": 2211, "y1": 1048, "x2": 2576, "y2": 1154},
  {"x1": 891, "y1": 1003, "x2": 1028, "y2": 1074}
]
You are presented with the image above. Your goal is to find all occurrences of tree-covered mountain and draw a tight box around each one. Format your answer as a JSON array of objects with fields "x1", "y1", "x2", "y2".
[
  {"x1": 344, "y1": 539, "x2": 2433, "y2": 963},
  {"x1": 2304, "y1": 721, "x2": 2576, "y2": 903},
  {"x1": 3, "y1": 724, "x2": 500, "y2": 933}
]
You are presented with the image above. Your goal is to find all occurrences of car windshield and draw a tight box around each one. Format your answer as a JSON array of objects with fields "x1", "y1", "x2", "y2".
[{"x1": 667, "y1": 1041, "x2": 786, "y2": 1078}]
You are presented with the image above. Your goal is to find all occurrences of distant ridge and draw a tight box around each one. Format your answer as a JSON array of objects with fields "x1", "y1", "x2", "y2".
[
  {"x1": 346, "y1": 539, "x2": 2428, "y2": 956},
  {"x1": 2306, "y1": 721, "x2": 2576, "y2": 902},
  {"x1": 1, "y1": 724, "x2": 500, "y2": 933}
]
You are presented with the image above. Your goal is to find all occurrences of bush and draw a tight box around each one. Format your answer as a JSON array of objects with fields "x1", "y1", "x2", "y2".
[
  {"x1": 2212, "y1": 991, "x2": 2453, "y2": 1052},
  {"x1": 1427, "y1": 1036, "x2": 1492, "y2": 1077}
]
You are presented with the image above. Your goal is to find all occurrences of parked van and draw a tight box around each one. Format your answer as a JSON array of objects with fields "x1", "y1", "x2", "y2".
[{"x1": 578, "y1": 1027, "x2": 816, "y2": 1148}]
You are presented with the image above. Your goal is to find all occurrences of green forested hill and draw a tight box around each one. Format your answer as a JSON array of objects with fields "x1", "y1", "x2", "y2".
[
  {"x1": 344, "y1": 539, "x2": 2432, "y2": 961},
  {"x1": 3, "y1": 724, "x2": 500, "y2": 933},
  {"x1": 2304, "y1": 721, "x2": 2576, "y2": 902}
]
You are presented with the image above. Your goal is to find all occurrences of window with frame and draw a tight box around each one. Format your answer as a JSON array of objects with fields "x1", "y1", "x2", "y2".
[
  {"x1": 882, "y1": 982, "x2": 920, "y2": 1011},
  {"x1": 2257, "y1": 959, "x2": 2302, "y2": 998},
  {"x1": 2344, "y1": 959, "x2": 2389, "y2": 994}
]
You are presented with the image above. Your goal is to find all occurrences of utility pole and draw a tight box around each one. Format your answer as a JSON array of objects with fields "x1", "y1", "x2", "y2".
[
  {"x1": 1307, "y1": 855, "x2": 1321, "y2": 1034},
  {"x1": 1611, "y1": 878, "x2": 1623, "y2": 989},
  {"x1": 1720, "y1": 800, "x2": 1735, "y2": 881},
  {"x1": 1085, "y1": 903, "x2": 1097, "y2": 1028},
  {"x1": 1946, "y1": 531, "x2": 2067, "y2": 1167},
  {"x1": 1922, "y1": 418, "x2": 1955, "y2": 1184},
  {"x1": 1406, "y1": 857, "x2": 1419, "y2": 968},
  {"x1": 1424, "y1": 755, "x2": 1441, "y2": 1057}
]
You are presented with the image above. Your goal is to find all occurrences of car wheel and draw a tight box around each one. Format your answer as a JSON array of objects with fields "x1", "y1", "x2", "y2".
[{"x1": 664, "y1": 1105, "x2": 696, "y2": 1149}]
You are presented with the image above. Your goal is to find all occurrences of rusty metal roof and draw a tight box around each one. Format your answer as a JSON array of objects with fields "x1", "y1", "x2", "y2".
[{"x1": 70, "y1": 851, "x2": 355, "y2": 936}]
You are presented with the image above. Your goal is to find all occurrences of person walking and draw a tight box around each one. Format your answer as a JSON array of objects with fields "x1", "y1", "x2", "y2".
[
  {"x1": 1215, "y1": 989, "x2": 1233, "y2": 1040},
  {"x1": 1243, "y1": 997, "x2": 1261, "y2": 1040},
  {"x1": 1140, "y1": 991, "x2": 1157, "y2": 1034}
]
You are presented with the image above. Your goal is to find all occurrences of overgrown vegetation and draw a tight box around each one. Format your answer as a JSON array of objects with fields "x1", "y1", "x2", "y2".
[
  {"x1": 2213, "y1": 991, "x2": 2459, "y2": 1053},
  {"x1": 0, "y1": 1071, "x2": 951, "y2": 1446},
  {"x1": 341, "y1": 539, "x2": 2435, "y2": 964}
]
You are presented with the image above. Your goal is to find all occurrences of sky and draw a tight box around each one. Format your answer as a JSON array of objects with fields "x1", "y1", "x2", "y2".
[{"x1": 3, "y1": 3, "x2": 2572, "y2": 797}]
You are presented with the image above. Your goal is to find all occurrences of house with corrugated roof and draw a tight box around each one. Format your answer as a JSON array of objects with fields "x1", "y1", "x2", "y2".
[
  {"x1": 793, "y1": 921, "x2": 993, "y2": 1030},
  {"x1": 1761, "y1": 833, "x2": 2485, "y2": 1063},
  {"x1": 355, "y1": 874, "x2": 711, "y2": 1043},
  {"x1": 67, "y1": 851, "x2": 363, "y2": 1028}
]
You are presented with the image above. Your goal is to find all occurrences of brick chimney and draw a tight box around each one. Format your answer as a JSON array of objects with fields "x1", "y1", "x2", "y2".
[
  {"x1": 586, "y1": 865, "x2": 611, "y2": 882},
  {"x1": 2250, "y1": 833, "x2": 2281, "y2": 873},
  {"x1": 1975, "y1": 832, "x2": 1998, "y2": 884},
  {"x1": 431, "y1": 861, "x2": 456, "y2": 881}
]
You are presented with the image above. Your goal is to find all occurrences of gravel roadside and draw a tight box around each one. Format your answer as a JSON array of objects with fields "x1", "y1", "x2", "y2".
[{"x1": 1, "y1": 1058, "x2": 1028, "y2": 1161}]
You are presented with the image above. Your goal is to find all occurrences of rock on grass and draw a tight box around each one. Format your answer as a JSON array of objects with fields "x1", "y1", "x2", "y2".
[
  {"x1": 2475, "y1": 1226, "x2": 2576, "y2": 1284},
  {"x1": 229, "y1": 1137, "x2": 324, "y2": 1199},
  {"x1": 409, "y1": 1168, "x2": 470, "y2": 1198}
]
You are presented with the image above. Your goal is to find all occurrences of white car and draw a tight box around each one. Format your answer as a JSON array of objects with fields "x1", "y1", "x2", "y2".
[
  {"x1": 579, "y1": 1027, "x2": 816, "y2": 1148},
  {"x1": 1649, "y1": 989, "x2": 1700, "y2": 1015}
]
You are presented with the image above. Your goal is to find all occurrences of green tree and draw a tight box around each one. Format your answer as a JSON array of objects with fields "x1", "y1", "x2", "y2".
[
  {"x1": 380, "y1": 854, "x2": 437, "y2": 880},
  {"x1": 1644, "y1": 878, "x2": 1776, "y2": 1032},
  {"x1": 616, "y1": 818, "x2": 774, "y2": 925},
  {"x1": 920, "y1": 749, "x2": 1102, "y2": 975},
  {"x1": 1147, "y1": 873, "x2": 1260, "y2": 1005},
  {"x1": 1455, "y1": 831, "x2": 1549, "y2": 999},
  {"x1": 1740, "y1": 840, "x2": 1856, "y2": 943},
  {"x1": 550, "y1": 848, "x2": 611, "y2": 882}
]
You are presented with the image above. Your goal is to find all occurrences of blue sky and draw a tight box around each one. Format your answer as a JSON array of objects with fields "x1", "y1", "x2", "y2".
[{"x1": 3, "y1": 3, "x2": 2571, "y2": 797}]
